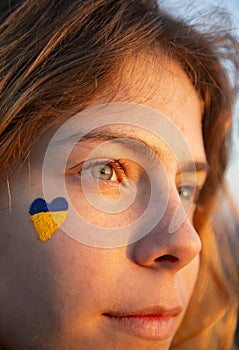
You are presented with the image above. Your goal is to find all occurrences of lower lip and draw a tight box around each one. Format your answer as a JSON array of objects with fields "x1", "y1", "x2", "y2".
[{"x1": 105, "y1": 314, "x2": 175, "y2": 341}]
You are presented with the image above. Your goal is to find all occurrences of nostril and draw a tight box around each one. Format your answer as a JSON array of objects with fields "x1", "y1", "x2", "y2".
[{"x1": 155, "y1": 255, "x2": 179, "y2": 263}]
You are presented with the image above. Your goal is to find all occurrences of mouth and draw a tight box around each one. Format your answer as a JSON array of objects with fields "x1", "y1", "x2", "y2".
[{"x1": 103, "y1": 305, "x2": 182, "y2": 341}]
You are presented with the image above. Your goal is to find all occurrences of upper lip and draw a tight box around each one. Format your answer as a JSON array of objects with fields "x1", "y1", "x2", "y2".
[{"x1": 103, "y1": 305, "x2": 183, "y2": 317}]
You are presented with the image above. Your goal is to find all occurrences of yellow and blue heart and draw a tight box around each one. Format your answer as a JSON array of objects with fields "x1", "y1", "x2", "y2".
[{"x1": 29, "y1": 197, "x2": 68, "y2": 242}]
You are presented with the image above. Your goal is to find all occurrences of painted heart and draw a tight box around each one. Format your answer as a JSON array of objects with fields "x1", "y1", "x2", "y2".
[{"x1": 29, "y1": 197, "x2": 68, "y2": 242}]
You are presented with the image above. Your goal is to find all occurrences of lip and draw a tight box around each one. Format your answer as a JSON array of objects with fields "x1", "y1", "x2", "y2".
[{"x1": 103, "y1": 305, "x2": 182, "y2": 341}]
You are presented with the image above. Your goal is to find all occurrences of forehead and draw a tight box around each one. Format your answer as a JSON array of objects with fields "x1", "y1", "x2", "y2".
[
  {"x1": 90, "y1": 53, "x2": 206, "y2": 163},
  {"x1": 31, "y1": 53, "x2": 206, "y2": 173}
]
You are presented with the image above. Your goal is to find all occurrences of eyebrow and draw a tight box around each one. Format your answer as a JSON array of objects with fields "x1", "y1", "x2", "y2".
[
  {"x1": 63, "y1": 129, "x2": 209, "y2": 174},
  {"x1": 180, "y1": 160, "x2": 209, "y2": 174},
  {"x1": 80, "y1": 129, "x2": 161, "y2": 156}
]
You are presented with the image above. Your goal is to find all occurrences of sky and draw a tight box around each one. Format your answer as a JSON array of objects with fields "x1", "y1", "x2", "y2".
[{"x1": 161, "y1": 0, "x2": 239, "y2": 208}]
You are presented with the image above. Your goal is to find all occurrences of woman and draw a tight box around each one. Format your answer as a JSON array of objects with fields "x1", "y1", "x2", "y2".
[{"x1": 0, "y1": 0, "x2": 238, "y2": 349}]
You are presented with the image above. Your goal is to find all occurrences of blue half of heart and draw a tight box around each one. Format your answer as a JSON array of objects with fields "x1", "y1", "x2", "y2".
[{"x1": 29, "y1": 197, "x2": 68, "y2": 215}]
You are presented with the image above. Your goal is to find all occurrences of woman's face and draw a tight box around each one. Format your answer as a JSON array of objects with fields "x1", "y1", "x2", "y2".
[{"x1": 0, "y1": 57, "x2": 207, "y2": 350}]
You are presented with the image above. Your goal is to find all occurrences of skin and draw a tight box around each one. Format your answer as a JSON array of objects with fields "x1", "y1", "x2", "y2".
[{"x1": 0, "y1": 55, "x2": 207, "y2": 350}]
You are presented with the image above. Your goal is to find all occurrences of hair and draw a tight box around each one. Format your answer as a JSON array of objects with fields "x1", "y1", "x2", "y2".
[{"x1": 0, "y1": 0, "x2": 239, "y2": 348}]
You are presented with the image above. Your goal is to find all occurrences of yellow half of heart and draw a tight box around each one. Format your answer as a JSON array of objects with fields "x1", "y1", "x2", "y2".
[{"x1": 30, "y1": 211, "x2": 68, "y2": 242}]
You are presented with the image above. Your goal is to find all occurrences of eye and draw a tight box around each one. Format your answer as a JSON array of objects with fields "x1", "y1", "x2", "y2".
[
  {"x1": 90, "y1": 163, "x2": 115, "y2": 181},
  {"x1": 67, "y1": 159, "x2": 126, "y2": 183},
  {"x1": 178, "y1": 185, "x2": 203, "y2": 205}
]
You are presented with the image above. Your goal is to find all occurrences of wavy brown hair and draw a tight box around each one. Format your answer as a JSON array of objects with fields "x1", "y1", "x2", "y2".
[{"x1": 0, "y1": 0, "x2": 239, "y2": 349}]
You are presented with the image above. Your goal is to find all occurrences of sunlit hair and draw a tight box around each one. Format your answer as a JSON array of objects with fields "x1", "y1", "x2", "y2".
[{"x1": 0, "y1": 0, "x2": 239, "y2": 348}]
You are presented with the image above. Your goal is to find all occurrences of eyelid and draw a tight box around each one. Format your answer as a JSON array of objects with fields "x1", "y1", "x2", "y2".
[{"x1": 176, "y1": 170, "x2": 207, "y2": 189}]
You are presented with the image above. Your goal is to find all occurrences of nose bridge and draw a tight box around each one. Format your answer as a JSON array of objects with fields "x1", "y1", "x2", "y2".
[
  {"x1": 163, "y1": 185, "x2": 202, "y2": 255},
  {"x1": 130, "y1": 186, "x2": 202, "y2": 270},
  {"x1": 161, "y1": 186, "x2": 180, "y2": 227},
  {"x1": 163, "y1": 188, "x2": 188, "y2": 234}
]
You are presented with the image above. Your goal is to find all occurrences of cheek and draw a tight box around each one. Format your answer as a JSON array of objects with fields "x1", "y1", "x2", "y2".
[
  {"x1": 65, "y1": 175, "x2": 151, "y2": 229},
  {"x1": 0, "y1": 225, "x2": 105, "y2": 342}
]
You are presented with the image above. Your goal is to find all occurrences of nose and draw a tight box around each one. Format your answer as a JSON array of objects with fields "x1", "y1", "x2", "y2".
[{"x1": 129, "y1": 190, "x2": 202, "y2": 271}]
